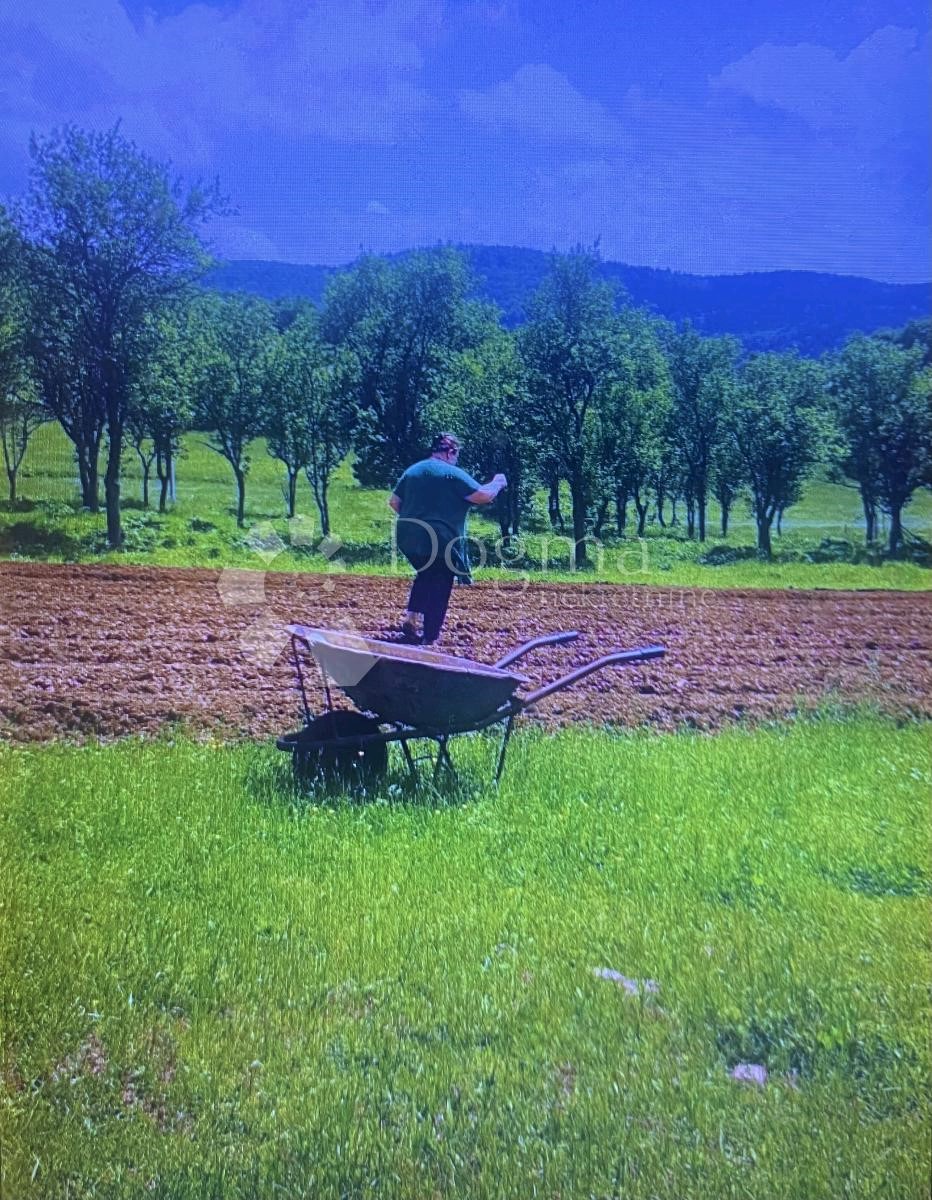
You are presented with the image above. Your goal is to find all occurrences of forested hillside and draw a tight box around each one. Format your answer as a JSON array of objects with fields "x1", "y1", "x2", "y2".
[{"x1": 203, "y1": 244, "x2": 930, "y2": 356}]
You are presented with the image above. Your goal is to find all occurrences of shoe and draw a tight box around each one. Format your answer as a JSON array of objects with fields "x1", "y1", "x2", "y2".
[{"x1": 401, "y1": 620, "x2": 421, "y2": 643}]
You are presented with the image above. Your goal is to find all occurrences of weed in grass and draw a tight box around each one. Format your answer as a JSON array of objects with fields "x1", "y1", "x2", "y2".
[{"x1": 824, "y1": 862, "x2": 932, "y2": 898}]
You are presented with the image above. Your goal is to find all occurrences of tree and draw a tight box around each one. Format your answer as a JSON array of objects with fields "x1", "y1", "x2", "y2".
[
  {"x1": 264, "y1": 309, "x2": 354, "y2": 532},
  {"x1": 710, "y1": 434, "x2": 745, "y2": 538},
  {"x1": 518, "y1": 247, "x2": 624, "y2": 564},
  {"x1": 591, "y1": 309, "x2": 671, "y2": 538},
  {"x1": 0, "y1": 377, "x2": 47, "y2": 507},
  {"x1": 664, "y1": 323, "x2": 740, "y2": 541},
  {"x1": 134, "y1": 308, "x2": 197, "y2": 513},
  {"x1": 438, "y1": 326, "x2": 537, "y2": 538},
  {"x1": 16, "y1": 124, "x2": 220, "y2": 546},
  {"x1": 876, "y1": 318, "x2": 932, "y2": 367},
  {"x1": 320, "y1": 248, "x2": 491, "y2": 487},
  {"x1": 829, "y1": 334, "x2": 932, "y2": 555},
  {"x1": 0, "y1": 213, "x2": 48, "y2": 504},
  {"x1": 192, "y1": 292, "x2": 276, "y2": 526},
  {"x1": 728, "y1": 353, "x2": 830, "y2": 557}
]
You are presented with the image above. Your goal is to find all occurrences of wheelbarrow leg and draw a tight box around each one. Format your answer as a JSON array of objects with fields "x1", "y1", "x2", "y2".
[
  {"x1": 400, "y1": 737, "x2": 418, "y2": 781},
  {"x1": 495, "y1": 714, "x2": 516, "y2": 784},
  {"x1": 432, "y1": 737, "x2": 458, "y2": 786}
]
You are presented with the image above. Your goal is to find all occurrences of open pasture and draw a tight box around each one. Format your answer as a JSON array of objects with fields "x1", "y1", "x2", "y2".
[{"x1": 1, "y1": 720, "x2": 930, "y2": 1199}]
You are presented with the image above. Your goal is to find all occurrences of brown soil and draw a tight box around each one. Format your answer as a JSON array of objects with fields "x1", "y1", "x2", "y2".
[{"x1": 1, "y1": 562, "x2": 930, "y2": 743}]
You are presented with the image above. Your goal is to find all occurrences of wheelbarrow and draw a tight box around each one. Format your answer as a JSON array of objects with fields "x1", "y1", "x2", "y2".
[{"x1": 276, "y1": 626, "x2": 666, "y2": 787}]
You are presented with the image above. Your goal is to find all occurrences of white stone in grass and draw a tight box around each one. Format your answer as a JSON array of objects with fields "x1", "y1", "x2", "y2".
[
  {"x1": 592, "y1": 968, "x2": 660, "y2": 996},
  {"x1": 731, "y1": 1063, "x2": 768, "y2": 1086}
]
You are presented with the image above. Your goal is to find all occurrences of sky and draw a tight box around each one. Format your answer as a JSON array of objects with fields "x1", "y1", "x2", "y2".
[{"x1": 0, "y1": 1, "x2": 928, "y2": 281}]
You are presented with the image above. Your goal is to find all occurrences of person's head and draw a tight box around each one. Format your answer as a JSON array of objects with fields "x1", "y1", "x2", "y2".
[{"x1": 430, "y1": 432, "x2": 462, "y2": 464}]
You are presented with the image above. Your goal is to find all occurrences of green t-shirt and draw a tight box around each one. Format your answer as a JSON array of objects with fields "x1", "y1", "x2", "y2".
[{"x1": 392, "y1": 458, "x2": 483, "y2": 571}]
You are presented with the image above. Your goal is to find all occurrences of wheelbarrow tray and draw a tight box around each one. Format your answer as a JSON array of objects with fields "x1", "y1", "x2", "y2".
[{"x1": 288, "y1": 625, "x2": 529, "y2": 732}]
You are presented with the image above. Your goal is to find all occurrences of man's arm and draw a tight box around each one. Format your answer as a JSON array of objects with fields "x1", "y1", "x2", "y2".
[
  {"x1": 388, "y1": 493, "x2": 401, "y2": 513},
  {"x1": 466, "y1": 474, "x2": 507, "y2": 506}
]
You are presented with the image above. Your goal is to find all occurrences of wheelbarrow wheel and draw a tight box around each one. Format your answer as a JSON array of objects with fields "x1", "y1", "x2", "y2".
[{"x1": 285, "y1": 711, "x2": 388, "y2": 789}]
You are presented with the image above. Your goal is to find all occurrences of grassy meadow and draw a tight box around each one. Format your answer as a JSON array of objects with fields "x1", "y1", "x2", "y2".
[
  {"x1": 2, "y1": 426, "x2": 930, "y2": 1197},
  {"x1": 1, "y1": 718, "x2": 930, "y2": 1199},
  {"x1": 2, "y1": 421, "x2": 931, "y2": 589}
]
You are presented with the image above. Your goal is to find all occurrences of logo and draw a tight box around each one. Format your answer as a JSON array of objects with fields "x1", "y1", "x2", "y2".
[{"x1": 217, "y1": 516, "x2": 354, "y2": 668}]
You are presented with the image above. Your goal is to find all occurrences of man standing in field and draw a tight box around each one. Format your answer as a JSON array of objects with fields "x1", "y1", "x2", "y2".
[{"x1": 388, "y1": 433, "x2": 507, "y2": 644}]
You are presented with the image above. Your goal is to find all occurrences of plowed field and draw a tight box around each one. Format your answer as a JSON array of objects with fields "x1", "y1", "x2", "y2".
[{"x1": 1, "y1": 562, "x2": 930, "y2": 743}]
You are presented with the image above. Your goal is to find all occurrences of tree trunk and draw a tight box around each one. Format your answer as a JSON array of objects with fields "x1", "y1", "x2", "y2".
[
  {"x1": 720, "y1": 503, "x2": 730, "y2": 538},
  {"x1": 756, "y1": 512, "x2": 773, "y2": 558},
  {"x1": 548, "y1": 479, "x2": 564, "y2": 532},
  {"x1": 656, "y1": 487, "x2": 666, "y2": 528},
  {"x1": 593, "y1": 498, "x2": 610, "y2": 538},
  {"x1": 697, "y1": 494, "x2": 707, "y2": 542},
  {"x1": 861, "y1": 488, "x2": 876, "y2": 544},
  {"x1": 569, "y1": 474, "x2": 588, "y2": 566},
  {"x1": 319, "y1": 486, "x2": 330, "y2": 538},
  {"x1": 888, "y1": 503, "x2": 903, "y2": 557},
  {"x1": 670, "y1": 496, "x2": 679, "y2": 526},
  {"x1": 615, "y1": 489, "x2": 627, "y2": 536},
  {"x1": 7, "y1": 467, "x2": 16, "y2": 506},
  {"x1": 776, "y1": 506, "x2": 784, "y2": 537},
  {"x1": 156, "y1": 448, "x2": 170, "y2": 513},
  {"x1": 77, "y1": 444, "x2": 100, "y2": 512},
  {"x1": 634, "y1": 490, "x2": 648, "y2": 537},
  {"x1": 286, "y1": 469, "x2": 298, "y2": 519},
  {"x1": 234, "y1": 467, "x2": 246, "y2": 527},
  {"x1": 686, "y1": 497, "x2": 695, "y2": 540},
  {"x1": 104, "y1": 425, "x2": 123, "y2": 548}
]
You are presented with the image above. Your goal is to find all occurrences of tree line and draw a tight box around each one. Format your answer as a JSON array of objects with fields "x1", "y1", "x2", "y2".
[{"x1": 1, "y1": 125, "x2": 930, "y2": 561}]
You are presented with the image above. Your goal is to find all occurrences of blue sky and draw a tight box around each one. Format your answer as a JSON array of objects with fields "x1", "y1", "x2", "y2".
[{"x1": 0, "y1": 1, "x2": 928, "y2": 280}]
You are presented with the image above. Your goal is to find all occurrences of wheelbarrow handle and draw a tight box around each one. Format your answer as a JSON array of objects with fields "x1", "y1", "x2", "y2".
[
  {"x1": 494, "y1": 630, "x2": 580, "y2": 669},
  {"x1": 518, "y1": 645, "x2": 666, "y2": 708}
]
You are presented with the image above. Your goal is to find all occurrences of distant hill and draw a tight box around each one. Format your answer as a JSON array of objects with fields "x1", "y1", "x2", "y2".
[{"x1": 202, "y1": 244, "x2": 930, "y2": 356}]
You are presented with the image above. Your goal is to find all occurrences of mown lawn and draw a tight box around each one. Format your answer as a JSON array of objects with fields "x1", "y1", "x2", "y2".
[
  {"x1": 2, "y1": 422, "x2": 931, "y2": 590},
  {"x1": 1, "y1": 719, "x2": 929, "y2": 1198}
]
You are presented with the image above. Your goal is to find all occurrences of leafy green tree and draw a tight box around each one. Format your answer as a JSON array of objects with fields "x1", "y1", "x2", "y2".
[
  {"x1": 438, "y1": 326, "x2": 536, "y2": 538},
  {"x1": 518, "y1": 248, "x2": 625, "y2": 564},
  {"x1": 591, "y1": 310, "x2": 672, "y2": 538},
  {"x1": 728, "y1": 353, "x2": 830, "y2": 557},
  {"x1": 321, "y1": 248, "x2": 491, "y2": 486},
  {"x1": 829, "y1": 334, "x2": 932, "y2": 554},
  {"x1": 26, "y1": 290, "x2": 104, "y2": 509},
  {"x1": 710, "y1": 434, "x2": 745, "y2": 538},
  {"x1": 124, "y1": 405, "x2": 157, "y2": 508},
  {"x1": 124, "y1": 308, "x2": 195, "y2": 510},
  {"x1": 191, "y1": 292, "x2": 276, "y2": 527},
  {"x1": 876, "y1": 318, "x2": 931, "y2": 367},
  {"x1": 0, "y1": 214, "x2": 48, "y2": 505},
  {"x1": 264, "y1": 309, "x2": 354, "y2": 531},
  {"x1": 664, "y1": 322, "x2": 740, "y2": 541},
  {"x1": 16, "y1": 124, "x2": 220, "y2": 545}
]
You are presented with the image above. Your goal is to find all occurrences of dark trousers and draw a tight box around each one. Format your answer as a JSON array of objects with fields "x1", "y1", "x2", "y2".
[{"x1": 407, "y1": 556, "x2": 455, "y2": 643}]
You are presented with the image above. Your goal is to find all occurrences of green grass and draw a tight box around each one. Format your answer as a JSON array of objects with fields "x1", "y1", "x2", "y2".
[
  {"x1": 3, "y1": 422, "x2": 931, "y2": 589},
  {"x1": 1, "y1": 719, "x2": 930, "y2": 1198}
]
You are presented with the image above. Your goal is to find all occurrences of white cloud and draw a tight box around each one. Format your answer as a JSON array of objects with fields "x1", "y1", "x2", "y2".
[
  {"x1": 457, "y1": 64, "x2": 625, "y2": 147},
  {"x1": 711, "y1": 25, "x2": 930, "y2": 146},
  {"x1": 0, "y1": 0, "x2": 443, "y2": 168}
]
